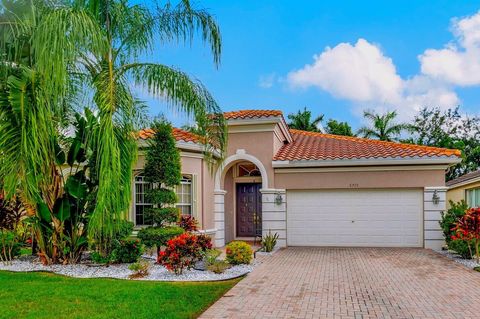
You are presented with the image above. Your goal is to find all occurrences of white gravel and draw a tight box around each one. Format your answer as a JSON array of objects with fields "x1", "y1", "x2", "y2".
[
  {"x1": 0, "y1": 256, "x2": 254, "y2": 281},
  {"x1": 437, "y1": 250, "x2": 480, "y2": 269}
]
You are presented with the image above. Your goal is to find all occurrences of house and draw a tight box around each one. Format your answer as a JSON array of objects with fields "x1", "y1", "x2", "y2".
[
  {"x1": 133, "y1": 110, "x2": 461, "y2": 250},
  {"x1": 446, "y1": 170, "x2": 480, "y2": 208}
]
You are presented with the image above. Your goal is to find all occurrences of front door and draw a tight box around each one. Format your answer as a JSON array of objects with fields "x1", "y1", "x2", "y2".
[{"x1": 236, "y1": 183, "x2": 262, "y2": 237}]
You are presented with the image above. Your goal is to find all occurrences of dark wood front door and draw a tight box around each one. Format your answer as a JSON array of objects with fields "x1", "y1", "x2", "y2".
[{"x1": 236, "y1": 183, "x2": 262, "y2": 237}]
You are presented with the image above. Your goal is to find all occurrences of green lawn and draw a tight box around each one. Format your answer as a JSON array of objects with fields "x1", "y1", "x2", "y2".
[{"x1": 0, "y1": 271, "x2": 239, "y2": 319}]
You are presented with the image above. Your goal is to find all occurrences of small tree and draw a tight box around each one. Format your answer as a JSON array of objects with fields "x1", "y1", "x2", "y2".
[
  {"x1": 138, "y1": 120, "x2": 184, "y2": 258},
  {"x1": 452, "y1": 208, "x2": 480, "y2": 262},
  {"x1": 325, "y1": 119, "x2": 355, "y2": 137}
]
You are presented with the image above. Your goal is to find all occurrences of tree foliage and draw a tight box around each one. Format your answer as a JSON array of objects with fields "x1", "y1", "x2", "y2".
[
  {"x1": 406, "y1": 107, "x2": 480, "y2": 180},
  {"x1": 357, "y1": 110, "x2": 408, "y2": 141},
  {"x1": 325, "y1": 119, "x2": 355, "y2": 136},
  {"x1": 143, "y1": 120, "x2": 181, "y2": 226},
  {"x1": 287, "y1": 107, "x2": 324, "y2": 132}
]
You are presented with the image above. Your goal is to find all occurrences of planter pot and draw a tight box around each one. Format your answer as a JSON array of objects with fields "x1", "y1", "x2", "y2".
[{"x1": 194, "y1": 259, "x2": 206, "y2": 271}]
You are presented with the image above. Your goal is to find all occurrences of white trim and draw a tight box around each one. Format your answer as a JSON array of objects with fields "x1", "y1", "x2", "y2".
[
  {"x1": 215, "y1": 151, "x2": 270, "y2": 189},
  {"x1": 272, "y1": 157, "x2": 461, "y2": 168},
  {"x1": 274, "y1": 165, "x2": 450, "y2": 173}
]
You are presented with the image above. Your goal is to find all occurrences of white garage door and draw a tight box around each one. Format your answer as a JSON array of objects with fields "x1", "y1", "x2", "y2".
[{"x1": 287, "y1": 189, "x2": 423, "y2": 247}]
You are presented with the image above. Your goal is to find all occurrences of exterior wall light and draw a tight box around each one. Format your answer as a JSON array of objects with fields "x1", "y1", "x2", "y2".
[
  {"x1": 275, "y1": 193, "x2": 283, "y2": 205},
  {"x1": 432, "y1": 190, "x2": 440, "y2": 205}
]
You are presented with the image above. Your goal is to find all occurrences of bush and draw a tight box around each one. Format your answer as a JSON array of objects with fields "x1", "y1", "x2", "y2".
[
  {"x1": 196, "y1": 234, "x2": 213, "y2": 251},
  {"x1": 0, "y1": 230, "x2": 21, "y2": 262},
  {"x1": 158, "y1": 233, "x2": 205, "y2": 274},
  {"x1": 440, "y1": 200, "x2": 472, "y2": 258},
  {"x1": 177, "y1": 215, "x2": 198, "y2": 232},
  {"x1": 115, "y1": 220, "x2": 134, "y2": 241},
  {"x1": 226, "y1": 241, "x2": 252, "y2": 265},
  {"x1": 128, "y1": 260, "x2": 150, "y2": 279},
  {"x1": 90, "y1": 251, "x2": 114, "y2": 264},
  {"x1": 137, "y1": 226, "x2": 184, "y2": 249},
  {"x1": 112, "y1": 238, "x2": 143, "y2": 263},
  {"x1": 261, "y1": 230, "x2": 279, "y2": 252},
  {"x1": 451, "y1": 207, "x2": 480, "y2": 262},
  {"x1": 207, "y1": 260, "x2": 230, "y2": 274}
]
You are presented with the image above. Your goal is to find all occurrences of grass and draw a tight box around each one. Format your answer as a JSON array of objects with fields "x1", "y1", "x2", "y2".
[{"x1": 0, "y1": 271, "x2": 240, "y2": 319}]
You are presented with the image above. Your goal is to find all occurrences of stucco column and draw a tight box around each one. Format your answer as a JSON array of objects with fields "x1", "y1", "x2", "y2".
[
  {"x1": 214, "y1": 189, "x2": 227, "y2": 247},
  {"x1": 424, "y1": 186, "x2": 448, "y2": 250},
  {"x1": 260, "y1": 189, "x2": 287, "y2": 248}
]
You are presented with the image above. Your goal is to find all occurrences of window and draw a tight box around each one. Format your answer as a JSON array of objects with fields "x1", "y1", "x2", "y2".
[
  {"x1": 134, "y1": 175, "x2": 152, "y2": 225},
  {"x1": 133, "y1": 174, "x2": 195, "y2": 225},
  {"x1": 466, "y1": 188, "x2": 480, "y2": 208},
  {"x1": 176, "y1": 176, "x2": 193, "y2": 215}
]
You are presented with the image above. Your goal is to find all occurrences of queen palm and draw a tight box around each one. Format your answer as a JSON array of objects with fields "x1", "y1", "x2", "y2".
[
  {"x1": 1, "y1": 0, "x2": 226, "y2": 257},
  {"x1": 357, "y1": 110, "x2": 408, "y2": 141},
  {"x1": 76, "y1": 0, "x2": 226, "y2": 252}
]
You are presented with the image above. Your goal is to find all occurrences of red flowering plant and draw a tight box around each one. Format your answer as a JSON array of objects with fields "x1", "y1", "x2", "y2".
[
  {"x1": 451, "y1": 208, "x2": 480, "y2": 262},
  {"x1": 177, "y1": 215, "x2": 198, "y2": 232},
  {"x1": 158, "y1": 233, "x2": 212, "y2": 275}
]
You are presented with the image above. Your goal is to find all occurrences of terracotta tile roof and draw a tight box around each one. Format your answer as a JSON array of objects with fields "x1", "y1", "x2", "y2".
[
  {"x1": 446, "y1": 170, "x2": 480, "y2": 187},
  {"x1": 137, "y1": 127, "x2": 202, "y2": 144},
  {"x1": 223, "y1": 110, "x2": 283, "y2": 120},
  {"x1": 273, "y1": 129, "x2": 461, "y2": 161}
]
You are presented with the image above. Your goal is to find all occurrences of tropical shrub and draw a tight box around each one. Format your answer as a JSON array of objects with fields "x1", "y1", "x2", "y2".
[
  {"x1": 204, "y1": 249, "x2": 222, "y2": 266},
  {"x1": 112, "y1": 239, "x2": 143, "y2": 263},
  {"x1": 129, "y1": 261, "x2": 150, "y2": 279},
  {"x1": 451, "y1": 207, "x2": 480, "y2": 262},
  {"x1": 90, "y1": 251, "x2": 114, "y2": 265},
  {"x1": 196, "y1": 234, "x2": 213, "y2": 251},
  {"x1": 0, "y1": 231, "x2": 21, "y2": 262},
  {"x1": 226, "y1": 241, "x2": 252, "y2": 265},
  {"x1": 178, "y1": 215, "x2": 198, "y2": 232},
  {"x1": 138, "y1": 226, "x2": 184, "y2": 257},
  {"x1": 261, "y1": 230, "x2": 279, "y2": 252},
  {"x1": 158, "y1": 233, "x2": 207, "y2": 274},
  {"x1": 440, "y1": 200, "x2": 472, "y2": 258},
  {"x1": 115, "y1": 221, "x2": 135, "y2": 241},
  {"x1": 207, "y1": 260, "x2": 230, "y2": 274}
]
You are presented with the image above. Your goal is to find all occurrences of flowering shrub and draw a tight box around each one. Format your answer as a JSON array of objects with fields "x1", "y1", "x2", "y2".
[
  {"x1": 196, "y1": 234, "x2": 213, "y2": 251},
  {"x1": 158, "y1": 233, "x2": 209, "y2": 274},
  {"x1": 112, "y1": 238, "x2": 143, "y2": 263},
  {"x1": 452, "y1": 207, "x2": 480, "y2": 262},
  {"x1": 225, "y1": 241, "x2": 252, "y2": 265},
  {"x1": 177, "y1": 215, "x2": 198, "y2": 232}
]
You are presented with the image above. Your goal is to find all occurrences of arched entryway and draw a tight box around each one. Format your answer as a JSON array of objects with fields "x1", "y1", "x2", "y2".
[{"x1": 213, "y1": 150, "x2": 270, "y2": 247}]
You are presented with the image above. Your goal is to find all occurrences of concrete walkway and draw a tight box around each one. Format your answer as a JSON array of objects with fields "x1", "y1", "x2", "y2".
[{"x1": 200, "y1": 247, "x2": 480, "y2": 319}]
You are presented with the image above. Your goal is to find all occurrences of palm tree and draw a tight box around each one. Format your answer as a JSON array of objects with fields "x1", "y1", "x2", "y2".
[
  {"x1": 75, "y1": 0, "x2": 226, "y2": 250},
  {"x1": 357, "y1": 110, "x2": 407, "y2": 141},
  {"x1": 287, "y1": 107, "x2": 324, "y2": 132},
  {"x1": 1, "y1": 0, "x2": 227, "y2": 256}
]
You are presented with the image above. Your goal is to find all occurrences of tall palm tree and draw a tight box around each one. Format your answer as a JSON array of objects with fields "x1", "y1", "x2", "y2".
[
  {"x1": 75, "y1": 0, "x2": 227, "y2": 250},
  {"x1": 357, "y1": 110, "x2": 407, "y2": 141},
  {"x1": 1, "y1": 0, "x2": 227, "y2": 255},
  {"x1": 287, "y1": 107, "x2": 324, "y2": 132}
]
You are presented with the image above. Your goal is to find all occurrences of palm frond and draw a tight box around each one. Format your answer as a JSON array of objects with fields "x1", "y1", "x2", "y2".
[
  {"x1": 126, "y1": 62, "x2": 227, "y2": 159},
  {"x1": 156, "y1": 0, "x2": 221, "y2": 66}
]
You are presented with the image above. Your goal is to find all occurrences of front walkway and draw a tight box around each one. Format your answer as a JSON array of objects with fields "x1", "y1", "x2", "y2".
[{"x1": 200, "y1": 247, "x2": 480, "y2": 319}]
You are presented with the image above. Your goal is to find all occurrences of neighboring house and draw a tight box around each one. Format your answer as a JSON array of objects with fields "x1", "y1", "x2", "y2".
[
  {"x1": 446, "y1": 170, "x2": 480, "y2": 208},
  {"x1": 133, "y1": 110, "x2": 461, "y2": 250}
]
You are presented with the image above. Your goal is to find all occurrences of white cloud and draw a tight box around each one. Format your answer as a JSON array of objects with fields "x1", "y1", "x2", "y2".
[
  {"x1": 419, "y1": 11, "x2": 480, "y2": 86},
  {"x1": 287, "y1": 38, "x2": 461, "y2": 120},
  {"x1": 288, "y1": 39, "x2": 403, "y2": 103},
  {"x1": 258, "y1": 73, "x2": 277, "y2": 88}
]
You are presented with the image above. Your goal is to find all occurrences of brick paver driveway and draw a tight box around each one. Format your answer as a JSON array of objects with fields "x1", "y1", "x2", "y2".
[{"x1": 200, "y1": 247, "x2": 480, "y2": 319}]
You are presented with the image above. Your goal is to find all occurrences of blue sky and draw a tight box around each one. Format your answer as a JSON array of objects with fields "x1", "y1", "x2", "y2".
[{"x1": 139, "y1": 0, "x2": 480, "y2": 129}]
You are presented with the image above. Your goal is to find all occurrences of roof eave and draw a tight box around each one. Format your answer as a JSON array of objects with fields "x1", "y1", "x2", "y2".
[
  {"x1": 272, "y1": 156, "x2": 461, "y2": 168},
  {"x1": 447, "y1": 176, "x2": 480, "y2": 189}
]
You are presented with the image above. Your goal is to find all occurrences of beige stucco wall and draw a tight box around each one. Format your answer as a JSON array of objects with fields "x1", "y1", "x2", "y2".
[
  {"x1": 224, "y1": 131, "x2": 276, "y2": 188},
  {"x1": 274, "y1": 168, "x2": 446, "y2": 190},
  {"x1": 447, "y1": 180, "x2": 480, "y2": 207}
]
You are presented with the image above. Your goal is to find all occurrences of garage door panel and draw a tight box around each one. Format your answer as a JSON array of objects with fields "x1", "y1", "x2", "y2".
[{"x1": 287, "y1": 189, "x2": 423, "y2": 247}]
